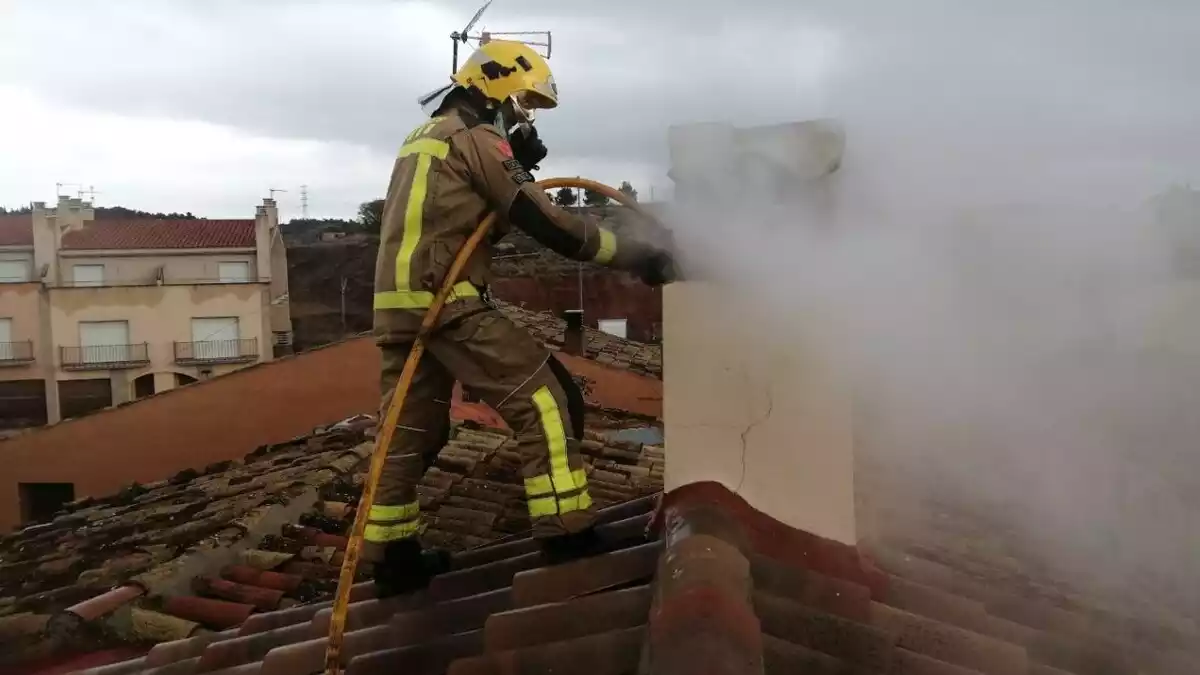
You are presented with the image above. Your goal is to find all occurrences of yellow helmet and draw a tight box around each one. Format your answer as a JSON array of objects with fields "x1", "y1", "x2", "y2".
[{"x1": 452, "y1": 40, "x2": 558, "y2": 113}]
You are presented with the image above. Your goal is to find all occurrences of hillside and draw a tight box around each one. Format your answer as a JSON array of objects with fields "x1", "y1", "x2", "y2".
[{"x1": 285, "y1": 208, "x2": 669, "y2": 349}]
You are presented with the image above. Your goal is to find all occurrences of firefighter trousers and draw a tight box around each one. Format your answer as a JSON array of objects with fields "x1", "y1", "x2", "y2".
[{"x1": 365, "y1": 308, "x2": 596, "y2": 561}]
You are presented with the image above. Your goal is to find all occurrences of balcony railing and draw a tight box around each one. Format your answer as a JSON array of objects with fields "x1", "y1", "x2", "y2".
[
  {"x1": 0, "y1": 341, "x2": 34, "y2": 366},
  {"x1": 60, "y1": 343, "x2": 150, "y2": 370},
  {"x1": 174, "y1": 339, "x2": 259, "y2": 365}
]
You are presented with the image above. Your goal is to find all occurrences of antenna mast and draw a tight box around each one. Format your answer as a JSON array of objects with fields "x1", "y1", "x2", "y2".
[
  {"x1": 449, "y1": 1, "x2": 552, "y2": 74},
  {"x1": 56, "y1": 182, "x2": 82, "y2": 198},
  {"x1": 300, "y1": 185, "x2": 309, "y2": 219}
]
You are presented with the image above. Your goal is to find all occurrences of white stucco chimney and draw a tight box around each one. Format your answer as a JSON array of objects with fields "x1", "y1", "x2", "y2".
[
  {"x1": 254, "y1": 199, "x2": 275, "y2": 282},
  {"x1": 55, "y1": 195, "x2": 94, "y2": 234},
  {"x1": 663, "y1": 120, "x2": 856, "y2": 544},
  {"x1": 31, "y1": 202, "x2": 60, "y2": 284}
]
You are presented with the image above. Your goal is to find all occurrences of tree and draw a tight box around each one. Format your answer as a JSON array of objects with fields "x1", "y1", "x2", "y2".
[
  {"x1": 618, "y1": 181, "x2": 639, "y2": 203},
  {"x1": 552, "y1": 187, "x2": 577, "y2": 208},
  {"x1": 583, "y1": 190, "x2": 610, "y2": 208},
  {"x1": 357, "y1": 199, "x2": 385, "y2": 235},
  {"x1": 0, "y1": 206, "x2": 32, "y2": 215},
  {"x1": 94, "y1": 206, "x2": 198, "y2": 220}
]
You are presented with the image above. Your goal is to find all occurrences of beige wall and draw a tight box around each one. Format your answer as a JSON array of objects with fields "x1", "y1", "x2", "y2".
[
  {"x1": 49, "y1": 284, "x2": 267, "y2": 398},
  {"x1": 57, "y1": 251, "x2": 258, "y2": 286},
  {"x1": 663, "y1": 282, "x2": 857, "y2": 544},
  {"x1": 0, "y1": 282, "x2": 44, "y2": 381}
]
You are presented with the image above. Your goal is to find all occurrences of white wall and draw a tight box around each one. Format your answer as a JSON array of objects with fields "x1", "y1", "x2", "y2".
[{"x1": 663, "y1": 281, "x2": 856, "y2": 544}]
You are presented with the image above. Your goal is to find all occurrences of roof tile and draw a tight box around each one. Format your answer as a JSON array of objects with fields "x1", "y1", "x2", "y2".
[
  {"x1": 449, "y1": 626, "x2": 646, "y2": 675},
  {"x1": 346, "y1": 630, "x2": 484, "y2": 675},
  {"x1": 18, "y1": 435, "x2": 1198, "y2": 675},
  {"x1": 0, "y1": 214, "x2": 32, "y2": 247},
  {"x1": 484, "y1": 583, "x2": 653, "y2": 652},
  {"x1": 60, "y1": 220, "x2": 256, "y2": 251},
  {"x1": 500, "y1": 301, "x2": 662, "y2": 379},
  {"x1": 754, "y1": 590, "x2": 896, "y2": 671},
  {"x1": 869, "y1": 601, "x2": 1028, "y2": 675},
  {"x1": 510, "y1": 540, "x2": 660, "y2": 608}
]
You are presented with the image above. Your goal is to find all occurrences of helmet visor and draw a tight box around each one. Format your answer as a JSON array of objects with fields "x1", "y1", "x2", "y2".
[{"x1": 509, "y1": 91, "x2": 542, "y2": 123}]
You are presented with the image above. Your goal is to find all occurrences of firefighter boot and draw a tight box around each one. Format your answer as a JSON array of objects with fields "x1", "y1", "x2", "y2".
[
  {"x1": 372, "y1": 539, "x2": 452, "y2": 598},
  {"x1": 538, "y1": 527, "x2": 606, "y2": 566}
]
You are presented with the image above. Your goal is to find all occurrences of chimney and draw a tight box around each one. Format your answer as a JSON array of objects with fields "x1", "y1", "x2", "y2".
[
  {"x1": 254, "y1": 200, "x2": 273, "y2": 283},
  {"x1": 562, "y1": 310, "x2": 585, "y2": 356},
  {"x1": 54, "y1": 196, "x2": 94, "y2": 233},
  {"x1": 32, "y1": 201, "x2": 61, "y2": 284}
]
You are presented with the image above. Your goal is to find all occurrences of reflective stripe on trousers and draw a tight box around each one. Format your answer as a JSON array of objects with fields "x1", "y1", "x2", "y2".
[
  {"x1": 373, "y1": 133, "x2": 480, "y2": 311},
  {"x1": 524, "y1": 385, "x2": 593, "y2": 518},
  {"x1": 363, "y1": 501, "x2": 423, "y2": 543}
]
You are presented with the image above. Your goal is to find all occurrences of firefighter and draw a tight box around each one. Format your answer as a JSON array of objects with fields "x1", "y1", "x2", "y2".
[{"x1": 368, "y1": 39, "x2": 676, "y2": 597}]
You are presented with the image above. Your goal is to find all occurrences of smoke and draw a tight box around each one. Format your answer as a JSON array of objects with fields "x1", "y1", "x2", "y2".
[{"x1": 661, "y1": 2, "x2": 1200, "y2": 627}]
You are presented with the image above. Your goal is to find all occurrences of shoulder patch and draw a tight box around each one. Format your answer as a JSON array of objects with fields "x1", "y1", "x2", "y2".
[
  {"x1": 502, "y1": 158, "x2": 524, "y2": 171},
  {"x1": 511, "y1": 170, "x2": 534, "y2": 186},
  {"x1": 496, "y1": 140, "x2": 514, "y2": 159}
]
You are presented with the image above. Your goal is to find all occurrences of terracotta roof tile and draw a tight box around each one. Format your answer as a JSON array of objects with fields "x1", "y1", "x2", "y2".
[
  {"x1": 4, "y1": 417, "x2": 665, "y2": 673},
  {"x1": 0, "y1": 214, "x2": 33, "y2": 247},
  {"x1": 22, "y1": 434, "x2": 1200, "y2": 675},
  {"x1": 60, "y1": 220, "x2": 256, "y2": 251},
  {"x1": 62, "y1": 479, "x2": 1200, "y2": 675},
  {"x1": 500, "y1": 301, "x2": 662, "y2": 379}
]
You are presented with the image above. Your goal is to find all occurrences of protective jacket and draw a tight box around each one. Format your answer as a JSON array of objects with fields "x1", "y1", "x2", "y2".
[
  {"x1": 373, "y1": 102, "x2": 652, "y2": 341},
  {"x1": 365, "y1": 103, "x2": 660, "y2": 568}
]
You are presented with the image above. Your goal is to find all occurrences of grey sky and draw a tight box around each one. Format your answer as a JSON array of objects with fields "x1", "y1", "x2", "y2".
[{"x1": 1, "y1": 0, "x2": 1198, "y2": 218}]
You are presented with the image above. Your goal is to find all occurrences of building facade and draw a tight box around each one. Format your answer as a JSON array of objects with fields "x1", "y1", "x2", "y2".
[{"x1": 0, "y1": 196, "x2": 293, "y2": 428}]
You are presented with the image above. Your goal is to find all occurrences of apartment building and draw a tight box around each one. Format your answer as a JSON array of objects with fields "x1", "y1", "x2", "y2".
[{"x1": 0, "y1": 196, "x2": 292, "y2": 428}]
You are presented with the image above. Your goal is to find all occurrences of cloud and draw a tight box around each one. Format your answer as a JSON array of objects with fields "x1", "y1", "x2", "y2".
[
  {"x1": 1, "y1": 0, "x2": 1198, "y2": 215},
  {"x1": 0, "y1": 86, "x2": 386, "y2": 218}
]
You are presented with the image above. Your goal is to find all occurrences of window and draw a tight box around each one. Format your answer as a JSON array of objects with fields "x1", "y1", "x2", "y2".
[
  {"x1": 73, "y1": 264, "x2": 105, "y2": 287},
  {"x1": 0, "y1": 259, "x2": 29, "y2": 283},
  {"x1": 218, "y1": 261, "x2": 250, "y2": 283},
  {"x1": 0, "y1": 318, "x2": 12, "y2": 360},
  {"x1": 192, "y1": 316, "x2": 240, "y2": 360},
  {"x1": 598, "y1": 318, "x2": 629, "y2": 339},
  {"x1": 79, "y1": 320, "x2": 131, "y2": 363},
  {"x1": 19, "y1": 482, "x2": 75, "y2": 524}
]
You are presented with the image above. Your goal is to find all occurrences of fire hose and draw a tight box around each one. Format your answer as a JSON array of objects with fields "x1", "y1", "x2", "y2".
[{"x1": 324, "y1": 177, "x2": 655, "y2": 675}]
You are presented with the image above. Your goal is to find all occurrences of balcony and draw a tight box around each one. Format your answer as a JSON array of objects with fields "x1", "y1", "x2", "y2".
[
  {"x1": 0, "y1": 341, "x2": 35, "y2": 366},
  {"x1": 174, "y1": 339, "x2": 259, "y2": 366},
  {"x1": 60, "y1": 343, "x2": 150, "y2": 371}
]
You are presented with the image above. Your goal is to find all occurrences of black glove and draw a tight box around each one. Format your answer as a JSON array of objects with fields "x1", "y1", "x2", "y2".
[
  {"x1": 637, "y1": 249, "x2": 678, "y2": 287},
  {"x1": 510, "y1": 124, "x2": 548, "y2": 171}
]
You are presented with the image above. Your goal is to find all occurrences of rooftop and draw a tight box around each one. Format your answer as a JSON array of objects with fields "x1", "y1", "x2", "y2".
[
  {"x1": 60, "y1": 220, "x2": 257, "y2": 251},
  {"x1": 0, "y1": 414, "x2": 664, "y2": 672},
  {"x1": 29, "y1": 479, "x2": 1199, "y2": 675},
  {"x1": 0, "y1": 215, "x2": 33, "y2": 247},
  {"x1": 499, "y1": 302, "x2": 662, "y2": 379},
  {"x1": 0, "y1": 216, "x2": 257, "y2": 252}
]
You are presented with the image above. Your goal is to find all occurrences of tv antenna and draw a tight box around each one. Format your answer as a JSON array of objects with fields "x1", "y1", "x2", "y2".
[{"x1": 449, "y1": 1, "x2": 552, "y2": 74}]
